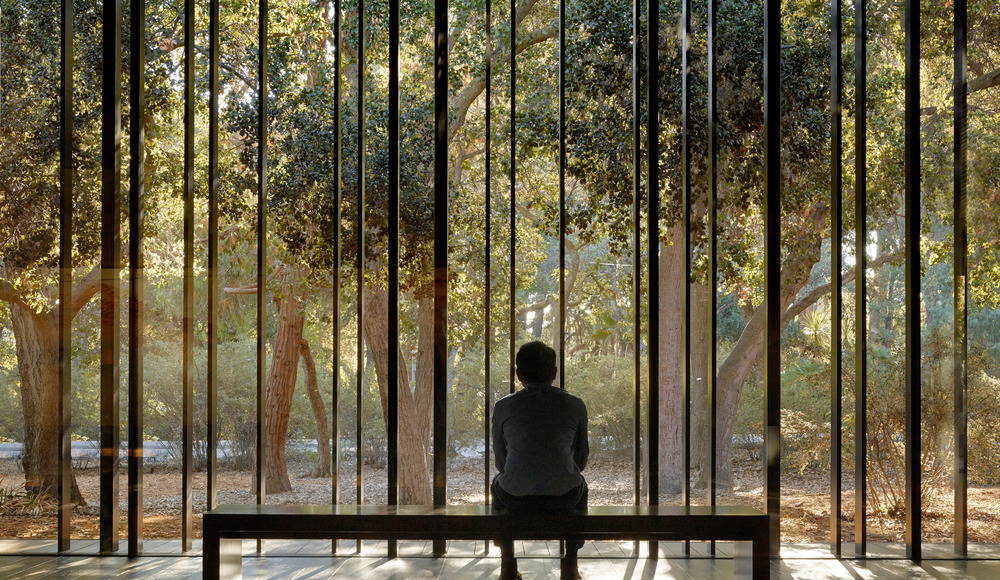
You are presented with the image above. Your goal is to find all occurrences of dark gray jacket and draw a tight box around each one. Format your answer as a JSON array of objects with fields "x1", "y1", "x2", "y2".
[{"x1": 492, "y1": 382, "x2": 589, "y2": 496}]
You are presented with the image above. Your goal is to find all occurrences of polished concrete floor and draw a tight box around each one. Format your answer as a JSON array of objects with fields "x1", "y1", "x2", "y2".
[{"x1": 1, "y1": 541, "x2": 998, "y2": 579}]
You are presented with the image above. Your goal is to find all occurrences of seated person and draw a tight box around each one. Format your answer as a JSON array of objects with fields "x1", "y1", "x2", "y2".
[{"x1": 492, "y1": 341, "x2": 589, "y2": 580}]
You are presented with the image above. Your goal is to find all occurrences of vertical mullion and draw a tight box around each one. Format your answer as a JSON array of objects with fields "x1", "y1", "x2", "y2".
[
  {"x1": 852, "y1": 0, "x2": 867, "y2": 557},
  {"x1": 58, "y1": 0, "x2": 74, "y2": 553},
  {"x1": 256, "y1": 0, "x2": 269, "y2": 545},
  {"x1": 100, "y1": 0, "x2": 122, "y2": 555},
  {"x1": 356, "y1": 0, "x2": 366, "y2": 554},
  {"x1": 557, "y1": 0, "x2": 566, "y2": 390},
  {"x1": 763, "y1": 0, "x2": 782, "y2": 557},
  {"x1": 903, "y1": 0, "x2": 921, "y2": 562},
  {"x1": 681, "y1": 0, "x2": 692, "y2": 556},
  {"x1": 508, "y1": 0, "x2": 516, "y2": 396},
  {"x1": 432, "y1": 0, "x2": 450, "y2": 559},
  {"x1": 331, "y1": 0, "x2": 342, "y2": 555},
  {"x1": 387, "y1": 0, "x2": 400, "y2": 560},
  {"x1": 181, "y1": 0, "x2": 195, "y2": 553},
  {"x1": 829, "y1": 0, "x2": 843, "y2": 558},
  {"x1": 127, "y1": 0, "x2": 146, "y2": 558},
  {"x1": 484, "y1": 0, "x2": 493, "y2": 511},
  {"x1": 646, "y1": 0, "x2": 660, "y2": 559},
  {"x1": 952, "y1": 0, "x2": 968, "y2": 558},
  {"x1": 631, "y1": 0, "x2": 641, "y2": 523},
  {"x1": 205, "y1": 0, "x2": 219, "y2": 510},
  {"x1": 207, "y1": 0, "x2": 220, "y2": 515},
  {"x1": 707, "y1": 0, "x2": 718, "y2": 558}
]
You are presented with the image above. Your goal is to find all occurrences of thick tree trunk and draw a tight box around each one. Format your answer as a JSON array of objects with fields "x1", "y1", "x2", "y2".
[
  {"x1": 263, "y1": 296, "x2": 306, "y2": 494},
  {"x1": 9, "y1": 304, "x2": 84, "y2": 505},
  {"x1": 658, "y1": 224, "x2": 685, "y2": 495},
  {"x1": 714, "y1": 308, "x2": 766, "y2": 492},
  {"x1": 413, "y1": 296, "x2": 435, "y2": 448},
  {"x1": 300, "y1": 339, "x2": 332, "y2": 478},
  {"x1": 689, "y1": 280, "x2": 712, "y2": 491},
  {"x1": 362, "y1": 285, "x2": 434, "y2": 505}
]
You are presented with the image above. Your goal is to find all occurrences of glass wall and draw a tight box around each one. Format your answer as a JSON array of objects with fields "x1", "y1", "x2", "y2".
[
  {"x1": 966, "y1": 0, "x2": 999, "y2": 550},
  {"x1": 0, "y1": 0, "x2": 994, "y2": 559}
]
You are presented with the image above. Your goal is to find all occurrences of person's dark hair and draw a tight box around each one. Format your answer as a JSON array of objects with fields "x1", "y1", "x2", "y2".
[{"x1": 515, "y1": 341, "x2": 557, "y2": 384}]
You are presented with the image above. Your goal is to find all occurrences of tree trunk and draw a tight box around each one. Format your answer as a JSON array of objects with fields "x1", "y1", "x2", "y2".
[
  {"x1": 658, "y1": 224, "x2": 685, "y2": 496},
  {"x1": 689, "y1": 280, "x2": 712, "y2": 491},
  {"x1": 414, "y1": 296, "x2": 435, "y2": 433},
  {"x1": 263, "y1": 296, "x2": 306, "y2": 494},
  {"x1": 300, "y1": 339, "x2": 332, "y2": 478},
  {"x1": 9, "y1": 303, "x2": 84, "y2": 505},
  {"x1": 714, "y1": 308, "x2": 766, "y2": 492},
  {"x1": 363, "y1": 285, "x2": 434, "y2": 505}
]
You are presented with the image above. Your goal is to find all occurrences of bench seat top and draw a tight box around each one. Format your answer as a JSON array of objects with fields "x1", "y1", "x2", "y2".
[{"x1": 205, "y1": 504, "x2": 764, "y2": 519}]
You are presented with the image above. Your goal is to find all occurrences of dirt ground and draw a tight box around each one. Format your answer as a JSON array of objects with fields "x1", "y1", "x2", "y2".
[{"x1": 1, "y1": 457, "x2": 997, "y2": 543}]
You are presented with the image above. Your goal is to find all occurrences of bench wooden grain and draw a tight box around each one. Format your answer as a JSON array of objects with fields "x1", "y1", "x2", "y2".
[{"x1": 203, "y1": 504, "x2": 769, "y2": 580}]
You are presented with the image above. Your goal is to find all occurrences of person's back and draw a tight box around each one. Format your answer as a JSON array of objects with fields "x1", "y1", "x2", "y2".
[
  {"x1": 491, "y1": 341, "x2": 588, "y2": 580},
  {"x1": 493, "y1": 382, "x2": 588, "y2": 498}
]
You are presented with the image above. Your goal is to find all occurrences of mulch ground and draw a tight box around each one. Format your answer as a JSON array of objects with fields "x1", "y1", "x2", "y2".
[{"x1": 2, "y1": 457, "x2": 997, "y2": 543}]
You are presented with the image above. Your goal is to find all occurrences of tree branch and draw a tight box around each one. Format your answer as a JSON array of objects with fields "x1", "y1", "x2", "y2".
[
  {"x1": 781, "y1": 251, "x2": 902, "y2": 325},
  {"x1": 968, "y1": 67, "x2": 1000, "y2": 94},
  {"x1": 1, "y1": 266, "x2": 102, "y2": 319},
  {"x1": 0, "y1": 279, "x2": 32, "y2": 311},
  {"x1": 70, "y1": 267, "x2": 102, "y2": 319},
  {"x1": 449, "y1": 8, "x2": 558, "y2": 141}
]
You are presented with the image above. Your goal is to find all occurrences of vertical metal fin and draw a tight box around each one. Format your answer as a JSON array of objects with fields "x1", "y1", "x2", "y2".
[
  {"x1": 763, "y1": 0, "x2": 782, "y2": 557},
  {"x1": 903, "y1": 0, "x2": 921, "y2": 561},
  {"x1": 127, "y1": 0, "x2": 146, "y2": 558},
  {"x1": 387, "y1": 0, "x2": 400, "y2": 559},
  {"x1": 707, "y1": 0, "x2": 719, "y2": 558},
  {"x1": 432, "y1": 0, "x2": 450, "y2": 558},
  {"x1": 646, "y1": 0, "x2": 661, "y2": 559},
  {"x1": 830, "y1": 0, "x2": 843, "y2": 558},
  {"x1": 681, "y1": 0, "x2": 692, "y2": 555},
  {"x1": 255, "y1": 0, "x2": 269, "y2": 554},
  {"x1": 508, "y1": 0, "x2": 517, "y2": 397},
  {"x1": 181, "y1": 0, "x2": 195, "y2": 553},
  {"x1": 952, "y1": 0, "x2": 968, "y2": 559},
  {"x1": 100, "y1": 0, "x2": 123, "y2": 555},
  {"x1": 356, "y1": 0, "x2": 366, "y2": 553},
  {"x1": 58, "y1": 0, "x2": 74, "y2": 553},
  {"x1": 207, "y1": 0, "x2": 220, "y2": 516},
  {"x1": 852, "y1": 0, "x2": 867, "y2": 557}
]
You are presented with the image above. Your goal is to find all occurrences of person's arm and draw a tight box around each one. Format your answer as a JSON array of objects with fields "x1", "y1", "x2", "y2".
[
  {"x1": 574, "y1": 400, "x2": 589, "y2": 471},
  {"x1": 492, "y1": 402, "x2": 507, "y2": 472}
]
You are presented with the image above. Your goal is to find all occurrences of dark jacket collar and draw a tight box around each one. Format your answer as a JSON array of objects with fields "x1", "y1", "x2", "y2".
[{"x1": 523, "y1": 381, "x2": 555, "y2": 389}]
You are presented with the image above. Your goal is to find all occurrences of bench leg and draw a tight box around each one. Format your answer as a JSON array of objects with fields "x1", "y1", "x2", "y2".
[
  {"x1": 432, "y1": 538, "x2": 447, "y2": 557},
  {"x1": 203, "y1": 530, "x2": 218, "y2": 580},
  {"x1": 751, "y1": 530, "x2": 770, "y2": 580}
]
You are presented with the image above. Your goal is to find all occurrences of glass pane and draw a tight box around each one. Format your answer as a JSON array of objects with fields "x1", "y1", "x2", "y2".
[
  {"x1": 0, "y1": 0, "x2": 62, "y2": 549},
  {"x1": 215, "y1": 0, "x2": 260, "y2": 510}
]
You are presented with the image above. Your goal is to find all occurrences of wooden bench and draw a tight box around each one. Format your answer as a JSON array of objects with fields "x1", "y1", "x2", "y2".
[{"x1": 203, "y1": 504, "x2": 769, "y2": 580}]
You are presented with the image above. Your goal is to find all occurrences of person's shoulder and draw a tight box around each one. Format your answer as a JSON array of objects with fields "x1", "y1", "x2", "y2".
[
  {"x1": 553, "y1": 388, "x2": 587, "y2": 409},
  {"x1": 494, "y1": 390, "x2": 523, "y2": 408}
]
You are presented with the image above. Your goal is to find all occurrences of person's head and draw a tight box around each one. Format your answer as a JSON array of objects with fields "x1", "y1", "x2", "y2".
[{"x1": 515, "y1": 341, "x2": 558, "y2": 385}]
